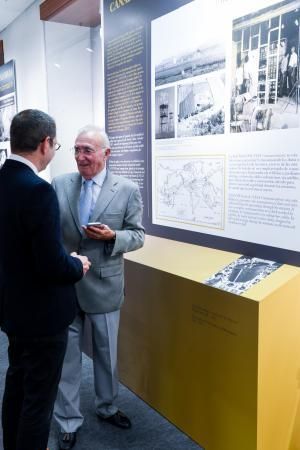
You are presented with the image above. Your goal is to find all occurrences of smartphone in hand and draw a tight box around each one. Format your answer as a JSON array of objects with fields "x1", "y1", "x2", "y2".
[{"x1": 86, "y1": 222, "x2": 102, "y2": 228}]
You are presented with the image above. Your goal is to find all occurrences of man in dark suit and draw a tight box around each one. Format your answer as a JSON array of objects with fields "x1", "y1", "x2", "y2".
[{"x1": 0, "y1": 109, "x2": 91, "y2": 450}]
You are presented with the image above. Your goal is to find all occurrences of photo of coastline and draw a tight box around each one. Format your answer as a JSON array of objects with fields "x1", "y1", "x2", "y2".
[{"x1": 152, "y1": 0, "x2": 226, "y2": 138}]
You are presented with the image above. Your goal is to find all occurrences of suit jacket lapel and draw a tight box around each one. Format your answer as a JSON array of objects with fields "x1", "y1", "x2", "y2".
[
  {"x1": 89, "y1": 171, "x2": 119, "y2": 222},
  {"x1": 66, "y1": 173, "x2": 82, "y2": 234}
]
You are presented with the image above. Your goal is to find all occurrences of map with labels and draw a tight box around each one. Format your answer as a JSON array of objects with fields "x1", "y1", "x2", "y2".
[{"x1": 155, "y1": 156, "x2": 225, "y2": 229}]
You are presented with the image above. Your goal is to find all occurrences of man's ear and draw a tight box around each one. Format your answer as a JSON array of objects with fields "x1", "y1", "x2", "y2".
[
  {"x1": 39, "y1": 136, "x2": 50, "y2": 155},
  {"x1": 104, "y1": 148, "x2": 111, "y2": 158}
]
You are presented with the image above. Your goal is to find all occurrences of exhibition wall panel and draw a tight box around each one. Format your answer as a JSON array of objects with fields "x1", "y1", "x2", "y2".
[{"x1": 103, "y1": 0, "x2": 300, "y2": 265}]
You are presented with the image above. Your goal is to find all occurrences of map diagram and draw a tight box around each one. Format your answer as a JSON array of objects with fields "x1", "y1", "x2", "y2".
[{"x1": 155, "y1": 156, "x2": 225, "y2": 229}]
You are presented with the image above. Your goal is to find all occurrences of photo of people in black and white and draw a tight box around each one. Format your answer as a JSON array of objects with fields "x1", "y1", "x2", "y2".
[
  {"x1": 0, "y1": 149, "x2": 7, "y2": 169},
  {"x1": 231, "y1": 0, "x2": 300, "y2": 133},
  {"x1": 155, "y1": 87, "x2": 175, "y2": 139}
]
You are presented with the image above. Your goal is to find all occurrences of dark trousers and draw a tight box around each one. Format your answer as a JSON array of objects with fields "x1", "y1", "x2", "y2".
[
  {"x1": 288, "y1": 66, "x2": 297, "y2": 93},
  {"x1": 279, "y1": 71, "x2": 287, "y2": 97},
  {"x1": 1, "y1": 330, "x2": 68, "y2": 450}
]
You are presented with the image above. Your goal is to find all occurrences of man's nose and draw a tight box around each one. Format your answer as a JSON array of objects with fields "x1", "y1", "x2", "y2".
[{"x1": 76, "y1": 151, "x2": 86, "y2": 160}]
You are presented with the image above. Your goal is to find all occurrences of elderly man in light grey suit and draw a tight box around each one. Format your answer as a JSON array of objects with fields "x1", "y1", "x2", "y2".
[{"x1": 52, "y1": 126, "x2": 145, "y2": 450}]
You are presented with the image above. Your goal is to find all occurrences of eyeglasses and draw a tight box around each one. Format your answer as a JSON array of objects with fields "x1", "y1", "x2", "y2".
[
  {"x1": 54, "y1": 142, "x2": 61, "y2": 151},
  {"x1": 72, "y1": 146, "x2": 102, "y2": 156}
]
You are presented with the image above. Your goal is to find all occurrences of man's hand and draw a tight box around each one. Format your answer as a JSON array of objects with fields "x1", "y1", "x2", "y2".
[
  {"x1": 71, "y1": 252, "x2": 91, "y2": 275},
  {"x1": 82, "y1": 224, "x2": 116, "y2": 241}
]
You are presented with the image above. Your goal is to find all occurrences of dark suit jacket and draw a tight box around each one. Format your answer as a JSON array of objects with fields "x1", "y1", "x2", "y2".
[{"x1": 0, "y1": 159, "x2": 83, "y2": 337}]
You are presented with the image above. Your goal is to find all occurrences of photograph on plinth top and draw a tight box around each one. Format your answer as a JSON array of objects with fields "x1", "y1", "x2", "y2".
[{"x1": 203, "y1": 255, "x2": 282, "y2": 295}]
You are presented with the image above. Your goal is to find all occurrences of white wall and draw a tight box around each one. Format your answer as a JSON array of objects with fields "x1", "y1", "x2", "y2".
[
  {"x1": 91, "y1": 26, "x2": 105, "y2": 129},
  {"x1": 44, "y1": 22, "x2": 93, "y2": 178},
  {"x1": 0, "y1": 2, "x2": 47, "y2": 112},
  {"x1": 44, "y1": 22, "x2": 103, "y2": 179},
  {"x1": 0, "y1": 0, "x2": 50, "y2": 180}
]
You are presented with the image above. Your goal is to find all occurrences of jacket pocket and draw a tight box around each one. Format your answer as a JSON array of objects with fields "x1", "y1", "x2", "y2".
[
  {"x1": 102, "y1": 211, "x2": 123, "y2": 217},
  {"x1": 99, "y1": 265, "x2": 123, "y2": 278}
]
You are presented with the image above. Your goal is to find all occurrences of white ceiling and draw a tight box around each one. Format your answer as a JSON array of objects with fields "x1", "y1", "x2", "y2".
[{"x1": 0, "y1": 0, "x2": 37, "y2": 33}]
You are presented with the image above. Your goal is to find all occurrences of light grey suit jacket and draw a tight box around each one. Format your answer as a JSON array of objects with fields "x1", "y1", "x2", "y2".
[{"x1": 52, "y1": 170, "x2": 145, "y2": 314}]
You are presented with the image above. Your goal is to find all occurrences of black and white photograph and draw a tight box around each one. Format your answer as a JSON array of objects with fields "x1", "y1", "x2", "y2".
[
  {"x1": 0, "y1": 95, "x2": 16, "y2": 142},
  {"x1": 155, "y1": 87, "x2": 175, "y2": 139},
  {"x1": 152, "y1": 0, "x2": 226, "y2": 140},
  {"x1": 203, "y1": 256, "x2": 282, "y2": 295},
  {"x1": 231, "y1": 0, "x2": 300, "y2": 133},
  {"x1": 0, "y1": 60, "x2": 17, "y2": 142},
  {"x1": 155, "y1": 43, "x2": 225, "y2": 88},
  {"x1": 177, "y1": 74, "x2": 225, "y2": 137},
  {"x1": 0, "y1": 148, "x2": 7, "y2": 169},
  {"x1": 152, "y1": 1, "x2": 225, "y2": 87}
]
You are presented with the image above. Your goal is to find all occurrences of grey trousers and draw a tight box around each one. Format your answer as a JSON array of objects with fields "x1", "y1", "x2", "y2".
[{"x1": 53, "y1": 309, "x2": 120, "y2": 433}]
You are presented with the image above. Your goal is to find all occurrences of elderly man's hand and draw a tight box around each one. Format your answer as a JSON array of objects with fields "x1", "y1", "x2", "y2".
[{"x1": 83, "y1": 224, "x2": 116, "y2": 241}]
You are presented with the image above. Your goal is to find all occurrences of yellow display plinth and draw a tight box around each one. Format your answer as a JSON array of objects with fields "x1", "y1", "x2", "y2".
[{"x1": 119, "y1": 235, "x2": 300, "y2": 450}]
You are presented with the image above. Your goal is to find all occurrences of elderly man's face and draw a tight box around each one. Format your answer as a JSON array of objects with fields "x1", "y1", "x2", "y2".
[{"x1": 74, "y1": 131, "x2": 110, "y2": 179}]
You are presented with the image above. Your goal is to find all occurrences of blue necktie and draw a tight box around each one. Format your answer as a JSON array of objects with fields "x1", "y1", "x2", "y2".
[{"x1": 79, "y1": 179, "x2": 93, "y2": 225}]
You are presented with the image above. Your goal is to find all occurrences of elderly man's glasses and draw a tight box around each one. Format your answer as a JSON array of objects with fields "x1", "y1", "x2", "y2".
[{"x1": 72, "y1": 146, "x2": 101, "y2": 156}]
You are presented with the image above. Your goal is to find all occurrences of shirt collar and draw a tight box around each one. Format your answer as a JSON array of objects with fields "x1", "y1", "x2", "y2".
[
  {"x1": 9, "y1": 153, "x2": 38, "y2": 174},
  {"x1": 81, "y1": 167, "x2": 107, "y2": 187}
]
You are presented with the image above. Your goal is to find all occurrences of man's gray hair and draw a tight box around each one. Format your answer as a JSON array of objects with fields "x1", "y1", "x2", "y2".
[{"x1": 77, "y1": 125, "x2": 110, "y2": 150}]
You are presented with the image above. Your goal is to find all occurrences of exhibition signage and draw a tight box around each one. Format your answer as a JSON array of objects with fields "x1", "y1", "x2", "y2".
[{"x1": 103, "y1": 0, "x2": 300, "y2": 265}]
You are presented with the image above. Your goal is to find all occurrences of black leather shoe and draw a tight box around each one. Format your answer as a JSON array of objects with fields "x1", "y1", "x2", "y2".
[
  {"x1": 58, "y1": 432, "x2": 77, "y2": 450},
  {"x1": 101, "y1": 410, "x2": 132, "y2": 429}
]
